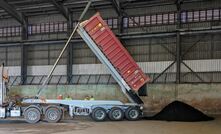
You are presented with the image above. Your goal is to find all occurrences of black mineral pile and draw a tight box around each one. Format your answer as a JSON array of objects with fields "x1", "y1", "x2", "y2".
[{"x1": 144, "y1": 101, "x2": 214, "y2": 122}]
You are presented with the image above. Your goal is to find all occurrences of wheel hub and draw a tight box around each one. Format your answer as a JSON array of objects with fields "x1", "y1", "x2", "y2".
[
  {"x1": 48, "y1": 111, "x2": 58, "y2": 120},
  {"x1": 129, "y1": 109, "x2": 139, "y2": 119},
  {"x1": 95, "y1": 110, "x2": 105, "y2": 120},
  {"x1": 27, "y1": 111, "x2": 38, "y2": 121},
  {"x1": 112, "y1": 110, "x2": 122, "y2": 119}
]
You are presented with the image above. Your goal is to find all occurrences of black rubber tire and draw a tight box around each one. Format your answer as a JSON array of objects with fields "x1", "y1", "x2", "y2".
[
  {"x1": 125, "y1": 107, "x2": 140, "y2": 121},
  {"x1": 91, "y1": 107, "x2": 107, "y2": 122},
  {"x1": 108, "y1": 107, "x2": 124, "y2": 121},
  {"x1": 24, "y1": 107, "x2": 41, "y2": 124},
  {"x1": 45, "y1": 106, "x2": 62, "y2": 123}
]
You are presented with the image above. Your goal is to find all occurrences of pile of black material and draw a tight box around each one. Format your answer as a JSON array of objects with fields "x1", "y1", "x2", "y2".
[{"x1": 144, "y1": 101, "x2": 214, "y2": 122}]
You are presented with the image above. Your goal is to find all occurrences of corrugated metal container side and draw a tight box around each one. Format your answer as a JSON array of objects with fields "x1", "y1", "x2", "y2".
[{"x1": 82, "y1": 13, "x2": 150, "y2": 91}]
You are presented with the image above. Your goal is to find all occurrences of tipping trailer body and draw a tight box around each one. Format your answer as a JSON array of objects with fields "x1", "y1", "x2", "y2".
[
  {"x1": 0, "y1": 13, "x2": 149, "y2": 123},
  {"x1": 77, "y1": 13, "x2": 150, "y2": 104}
]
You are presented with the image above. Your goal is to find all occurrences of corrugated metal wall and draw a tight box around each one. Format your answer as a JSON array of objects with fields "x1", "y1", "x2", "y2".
[
  {"x1": 27, "y1": 44, "x2": 67, "y2": 65},
  {"x1": 0, "y1": 46, "x2": 21, "y2": 66},
  {"x1": 182, "y1": 34, "x2": 221, "y2": 60}
]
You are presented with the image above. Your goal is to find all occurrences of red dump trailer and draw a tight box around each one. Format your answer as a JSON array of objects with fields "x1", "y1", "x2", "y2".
[
  {"x1": 82, "y1": 13, "x2": 150, "y2": 91},
  {"x1": 0, "y1": 13, "x2": 150, "y2": 124}
]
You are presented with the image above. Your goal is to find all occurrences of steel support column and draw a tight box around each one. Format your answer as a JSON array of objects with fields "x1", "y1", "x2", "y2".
[
  {"x1": 118, "y1": 15, "x2": 124, "y2": 34},
  {"x1": 21, "y1": 44, "x2": 27, "y2": 85},
  {"x1": 67, "y1": 12, "x2": 73, "y2": 84},
  {"x1": 176, "y1": 0, "x2": 182, "y2": 83},
  {"x1": 20, "y1": 15, "x2": 28, "y2": 85},
  {"x1": 67, "y1": 44, "x2": 73, "y2": 83},
  {"x1": 176, "y1": 33, "x2": 181, "y2": 83}
]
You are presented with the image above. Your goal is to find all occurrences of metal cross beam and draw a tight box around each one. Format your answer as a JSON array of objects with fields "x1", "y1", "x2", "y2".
[
  {"x1": 0, "y1": 0, "x2": 26, "y2": 25},
  {"x1": 111, "y1": 0, "x2": 122, "y2": 16},
  {"x1": 49, "y1": 0, "x2": 69, "y2": 20}
]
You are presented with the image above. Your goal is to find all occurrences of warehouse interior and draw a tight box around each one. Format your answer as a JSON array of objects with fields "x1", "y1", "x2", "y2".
[{"x1": 0, "y1": 0, "x2": 221, "y2": 134}]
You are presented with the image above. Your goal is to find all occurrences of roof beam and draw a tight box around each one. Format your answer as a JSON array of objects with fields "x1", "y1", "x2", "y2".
[
  {"x1": 0, "y1": 0, "x2": 26, "y2": 25},
  {"x1": 48, "y1": 0, "x2": 69, "y2": 20},
  {"x1": 111, "y1": 0, "x2": 121, "y2": 16}
]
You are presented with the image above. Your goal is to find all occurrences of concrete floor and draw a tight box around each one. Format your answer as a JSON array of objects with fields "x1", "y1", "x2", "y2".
[{"x1": 0, "y1": 116, "x2": 220, "y2": 134}]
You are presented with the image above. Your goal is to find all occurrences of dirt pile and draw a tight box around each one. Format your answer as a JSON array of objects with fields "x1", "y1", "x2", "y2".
[{"x1": 144, "y1": 101, "x2": 214, "y2": 122}]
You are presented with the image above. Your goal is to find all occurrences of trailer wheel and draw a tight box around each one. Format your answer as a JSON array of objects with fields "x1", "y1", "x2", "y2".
[
  {"x1": 91, "y1": 107, "x2": 107, "y2": 121},
  {"x1": 24, "y1": 107, "x2": 41, "y2": 124},
  {"x1": 108, "y1": 107, "x2": 124, "y2": 121},
  {"x1": 45, "y1": 106, "x2": 62, "y2": 123},
  {"x1": 125, "y1": 107, "x2": 140, "y2": 121}
]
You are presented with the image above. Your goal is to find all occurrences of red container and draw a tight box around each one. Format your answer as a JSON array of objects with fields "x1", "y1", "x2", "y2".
[{"x1": 82, "y1": 13, "x2": 150, "y2": 91}]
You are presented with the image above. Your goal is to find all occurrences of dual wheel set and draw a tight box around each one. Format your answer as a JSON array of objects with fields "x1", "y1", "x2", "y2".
[
  {"x1": 91, "y1": 107, "x2": 141, "y2": 121},
  {"x1": 23, "y1": 105, "x2": 141, "y2": 123},
  {"x1": 24, "y1": 105, "x2": 62, "y2": 124}
]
